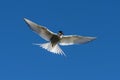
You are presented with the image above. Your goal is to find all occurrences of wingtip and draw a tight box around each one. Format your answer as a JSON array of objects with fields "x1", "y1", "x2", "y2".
[
  {"x1": 88, "y1": 36, "x2": 96, "y2": 39},
  {"x1": 23, "y1": 18, "x2": 34, "y2": 25},
  {"x1": 90, "y1": 37, "x2": 96, "y2": 41},
  {"x1": 93, "y1": 37, "x2": 97, "y2": 40},
  {"x1": 23, "y1": 17, "x2": 26, "y2": 20},
  {"x1": 23, "y1": 18, "x2": 29, "y2": 22}
]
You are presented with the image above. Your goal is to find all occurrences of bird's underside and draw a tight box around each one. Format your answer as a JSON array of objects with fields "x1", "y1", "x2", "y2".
[{"x1": 24, "y1": 18, "x2": 96, "y2": 56}]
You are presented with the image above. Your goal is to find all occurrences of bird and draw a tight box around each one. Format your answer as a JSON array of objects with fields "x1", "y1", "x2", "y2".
[{"x1": 24, "y1": 18, "x2": 96, "y2": 56}]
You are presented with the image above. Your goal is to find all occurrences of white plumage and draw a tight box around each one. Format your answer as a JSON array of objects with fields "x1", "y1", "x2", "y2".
[{"x1": 24, "y1": 18, "x2": 96, "y2": 56}]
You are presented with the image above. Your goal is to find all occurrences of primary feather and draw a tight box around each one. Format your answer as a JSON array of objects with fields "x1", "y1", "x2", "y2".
[
  {"x1": 24, "y1": 18, "x2": 55, "y2": 41},
  {"x1": 60, "y1": 35, "x2": 96, "y2": 46}
]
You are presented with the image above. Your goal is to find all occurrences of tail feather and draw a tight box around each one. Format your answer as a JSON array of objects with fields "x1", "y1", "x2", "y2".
[{"x1": 33, "y1": 42, "x2": 65, "y2": 56}]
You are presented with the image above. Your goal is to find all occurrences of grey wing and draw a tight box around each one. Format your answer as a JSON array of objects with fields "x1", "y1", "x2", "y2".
[
  {"x1": 60, "y1": 35, "x2": 96, "y2": 46},
  {"x1": 24, "y1": 18, "x2": 56, "y2": 41}
]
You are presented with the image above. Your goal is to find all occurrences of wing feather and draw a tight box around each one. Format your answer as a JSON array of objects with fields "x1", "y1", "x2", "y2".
[
  {"x1": 60, "y1": 35, "x2": 96, "y2": 46},
  {"x1": 24, "y1": 18, "x2": 55, "y2": 41}
]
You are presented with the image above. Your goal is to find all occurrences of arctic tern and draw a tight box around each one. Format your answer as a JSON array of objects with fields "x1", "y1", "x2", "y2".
[{"x1": 24, "y1": 18, "x2": 96, "y2": 56}]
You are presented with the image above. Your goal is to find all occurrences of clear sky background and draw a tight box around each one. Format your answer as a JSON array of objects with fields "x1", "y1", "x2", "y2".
[{"x1": 0, "y1": 0, "x2": 120, "y2": 80}]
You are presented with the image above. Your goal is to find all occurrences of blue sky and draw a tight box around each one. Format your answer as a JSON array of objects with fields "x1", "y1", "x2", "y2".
[{"x1": 0, "y1": 0, "x2": 120, "y2": 80}]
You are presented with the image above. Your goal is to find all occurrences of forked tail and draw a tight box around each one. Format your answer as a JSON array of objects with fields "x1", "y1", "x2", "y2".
[{"x1": 33, "y1": 42, "x2": 65, "y2": 56}]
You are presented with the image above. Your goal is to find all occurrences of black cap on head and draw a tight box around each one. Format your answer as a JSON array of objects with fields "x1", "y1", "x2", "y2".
[
  {"x1": 59, "y1": 31, "x2": 62, "y2": 33},
  {"x1": 58, "y1": 31, "x2": 64, "y2": 35}
]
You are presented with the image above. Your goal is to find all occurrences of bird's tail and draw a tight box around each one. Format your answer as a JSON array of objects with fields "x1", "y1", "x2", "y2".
[{"x1": 33, "y1": 42, "x2": 65, "y2": 56}]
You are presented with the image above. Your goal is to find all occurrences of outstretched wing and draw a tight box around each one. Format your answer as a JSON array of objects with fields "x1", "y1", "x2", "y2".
[
  {"x1": 60, "y1": 35, "x2": 96, "y2": 46},
  {"x1": 24, "y1": 18, "x2": 56, "y2": 41}
]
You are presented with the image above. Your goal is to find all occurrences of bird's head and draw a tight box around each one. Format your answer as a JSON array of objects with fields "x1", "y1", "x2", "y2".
[{"x1": 58, "y1": 31, "x2": 64, "y2": 37}]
